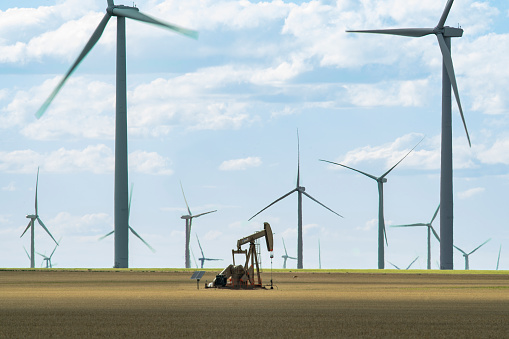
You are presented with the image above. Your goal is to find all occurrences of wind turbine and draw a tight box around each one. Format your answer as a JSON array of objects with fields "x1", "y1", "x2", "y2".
[
  {"x1": 20, "y1": 167, "x2": 59, "y2": 268},
  {"x1": 391, "y1": 205, "x2": 441, "y2": 269},
  {"x1": 23, "y1": 247, "x2": 31, "y2": 266},
  {"x1": 281, "y1": 237, "x2": 297, "y2": 269},
  {"x1": 346, "y1": 0, "x2": 471, "y2": 270},
  {"x1": 37, "y1": 239, "x2": 60, "y2": 268},
  {"x1": 454, "y1": 238, "x2": 491, "y2": 270},
  {"x1": 35, "y1": 1, "x2": 197, "y2": 268},
  {"x1": 249, "y1": 131, "x2": 343, "y2": 269},
  {"x1": 180, "y1": 182, "x2": 217, "y2": 268},
  {"x1": 496, "y1": 245, "x2": 501, "y2": 270},
  {"x1": 100, "y1": 184, "x2": 155, "y2": 253},
  {"x1": 387, "y1": 256, "x2": 419, "y2": 270},
  {"x1": 195, "y1": 234, "x2": 222, "y2": 269},
  {"x1": 190, "y1": 248, "x2": 199, "y2": 269},
  {"x1": 320, "y1": 138, "x2": 422, "y2": 269}
]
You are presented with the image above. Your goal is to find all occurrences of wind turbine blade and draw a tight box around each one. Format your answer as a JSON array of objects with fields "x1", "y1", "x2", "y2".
[
  {"x1": 496, "y1": 245, "x2": 501, "y2": 270},
  {"x1": 192, "y1": 210, "x2": 217, "y2": 218},
  {"x1": 36, "y1": 251, "x2": 48, "y2": 259},
  {"x1": 23, "y1": 246, "x2": 31, "y2": 260},
  {"x1": 128, "y1": 183, "x2": 134, "y2": 221},
  {"x1": 453, "y1": 245, "x2": 467, "y2": 255},
  {"x1": 282, "y1": 238, "x2": 288, "y2": 256},
  {"x1": 36, "y1": 217, "x2": 58, "y2": 245},
  {"x1": 35, "y1": 167, "x2": 39, "y2": 215},
  {"x1": 387, "y1": 261, "x2": 400, "y2": 270},
  {"x1": 380, "y1": 137, "x2": 424, "y2": 178},
  {"x1": 391, "y1": 223, "x2": 428, "y2": 228},
  {"x1": 437, "y1": 0, "x2": 454, "y2": 29},
  {"x1": 248, "y1": 189, "x2": 298, "y2": 221},
  {"x1": 20, "y1": 221, "x2": 32, "y2": 238},
  {"x1": 190, "y1": 248, "x2": 198, "y2": 268},
  {"x1": 35, "y1": 13, "x2": 111, "y2": 119},
  {"x1": 436, "y1": 33, "x2": 471, "y2": 147},
  {"x1": 99, "y1": 230, "x2": 114, "y2": 240},
  {"x1": 468, "y1": 238, "x2": 491, "y2": 255},
  {"x1": 430, "y1": 204, "x2": 440, "y2": 224},
  {"x1": 112, "y1": 8, "x2": 198, "y2": 39},
  {"x1": 129, "y1": 226, "x2": 156, "y2": 253},
  {"x1": 302, "y1": 191, "x2": 344, "y2": 218},
  {"x1": 319, "y1": 159, "x2": 378, "y2": 181},
  {"x1": 297, "y1": 129, "x2": 300, "y2": 188},
  {"x1": 289, "y1": 256, "x2": 298, "y2": 260},
  {"x1": 196, "y1": 234, "x2": 205, "y2": 257},
  {"x1": 346, "y1": 28, "x2": 434, "y2": 37},
  {"x1": 180, "y1": 181, "x2": 192, "y2": 216},
  {"x1": 430, "y1": 226, "x2": 441, "y2": 242},
  {"x1": 406, "y1": 256, "x2": 419, "y2": 270}
]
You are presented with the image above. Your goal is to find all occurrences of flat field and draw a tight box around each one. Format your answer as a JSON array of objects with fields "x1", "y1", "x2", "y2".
[{"x1": 1, "y1": 269, "x2": 508, "y2": 338}]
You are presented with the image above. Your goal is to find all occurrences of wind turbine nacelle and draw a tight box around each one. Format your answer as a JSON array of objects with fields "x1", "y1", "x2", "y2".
[
  {"x1": 442, "y1": 27, "x2": 463, "y2": 38},
  {"x1": 381, "y1": 178, "x2": 388, "y2": 183},
  {"x1": 26, "y1": 214, "x2": 36, "y2": 219},
  {"x1": 298, "y1": 186, "x2": 306, "y2": 192},
  {"x1": 181, "y1": 215, "x2": 191, "y2": 220}
]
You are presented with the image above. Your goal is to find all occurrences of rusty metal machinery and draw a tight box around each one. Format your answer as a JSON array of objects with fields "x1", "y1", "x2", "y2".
[{"x1": 207, "y1": 222, "x2": 273, "y2": 289}]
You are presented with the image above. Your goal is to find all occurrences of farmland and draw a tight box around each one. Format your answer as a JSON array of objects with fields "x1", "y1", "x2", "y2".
[{"x1": 0, "y1": 269, "x2": 508, "y2": 337}]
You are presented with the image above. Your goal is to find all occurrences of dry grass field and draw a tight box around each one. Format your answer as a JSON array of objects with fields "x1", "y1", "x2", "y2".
[{"x1": 1, "y1": 269, "x2": 508, "y2": 338}]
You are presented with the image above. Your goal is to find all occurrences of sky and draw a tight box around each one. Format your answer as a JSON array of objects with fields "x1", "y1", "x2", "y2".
[{"x1": 1, "y1": 0, "x2": 508, "y2": 270}]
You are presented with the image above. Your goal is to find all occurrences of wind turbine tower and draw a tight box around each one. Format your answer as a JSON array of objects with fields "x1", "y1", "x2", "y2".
[
  {"x1": 320, "y1": 139, "x2": 422, "y2": 269},
  {"x1": 20, "y1": 168, "x2": 59, "y2": 268},
  {"x1": 346, "y1": 0, "x2": 470, "y2": 270},
  {"x1": 35, "y1": 0, "x2": 197, "y2": 268},
  {"x1": 249, "y1": 131, "x2": 343, "y2": 269}
]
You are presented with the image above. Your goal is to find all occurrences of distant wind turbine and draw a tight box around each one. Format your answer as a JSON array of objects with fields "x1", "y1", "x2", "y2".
[
  {"x1": 281, "y1": 237, "x2": 297, "y2": 269},
  {"x1": 391, "y1": 205, "x2": 440, "y2": 269},
  {"x1": 387, "y1": 256, "x2": 419, "y2": 270},
  {"x1": 35, "y1": 0, "x2": 197, "y2": 268},
  {"x1": 496, "y1": 245, "x2": 502, "y2": 270},
  {"x1": 454, "y1": 238, "x2": 491, "y2": 270},
  {"x1": 100, "y1": 184, "x2": 155, "y2": 253},
  {"x1": 190, "y1": 248, "x2": 199, "y2": 269},
  {"x1": 320, "y1": 138, "x2": 423, "y2": 269},
  {"x1": 23, "y1": 247, "x2": 31, "y2": 265},
  {"x1": 346, "y1": 0, "x2": 471, "y2": 270},
  {"x1": 37, "y1": 239, "x2": 60, "y2": 268},
  {"x1": 20, "y1": 167, "x2": 59, "y2": 268},
  {"x1": 249, "y1": 131, "x2": 343, "y2": 269},
  {"x1": 180, "y1": 182, "x2": 217, "y2": 268},
  {"x1": 196, "y1": 234, "x2": 222, "y2": 268}
]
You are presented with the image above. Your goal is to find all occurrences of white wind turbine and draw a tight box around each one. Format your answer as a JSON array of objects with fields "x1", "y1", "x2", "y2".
[
  {"x1": 346, "y1": 0, "x2": 471, "y2": 270},
  {"x1": 249, "y1": 131, "x2": 343, "y2": 269},
  {"x1": 20, "y1": 167, "x2": 59, "y2": 268},
  {"x1": 387, "y1": 256, "x2": 419, "y2": 270},
  {"x1": 454, "y1": 238, "x2": 491, "y2": 270},
  {"x1": 180, "y1": 182, "x2": 217, "y2": 268},
  {"x1": 37, "y1": 239, "x2": 61, "y2": 269},
  {"x1": 281, "y1": 237, "x2": 297, "y2": 269},
  {"x1": 100, "y1": 184, "x2": 155, "y2": 253},
  {"x1": 320, "y1": 139, "x2": 422, "y2": 269},
  {"x1": 391, "y1": 205, "x2": 441, "y2": 269},
  {"x1": 196, "y1": 234, "x2": 222, "y2": 269},
  {"x1": 35, "y1": 0, "x2": 197, "y2": 268}
]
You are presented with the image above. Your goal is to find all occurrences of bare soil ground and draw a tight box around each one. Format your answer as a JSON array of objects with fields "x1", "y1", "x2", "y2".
[{"x1": 1, "y1": 269, "x2": 508, "y2": 338}]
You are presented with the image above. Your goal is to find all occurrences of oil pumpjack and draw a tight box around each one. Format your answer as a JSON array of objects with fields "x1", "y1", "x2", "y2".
[{"x1": 207, "y1": 222, "x2": 274, "y2": 289}]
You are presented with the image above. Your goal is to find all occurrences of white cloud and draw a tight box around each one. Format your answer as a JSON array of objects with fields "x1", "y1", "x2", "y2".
[
  {"x1": 219, "y1": 156, "x2": 262, "y2": 171},
  {"x1": 477, "y1": 137, "x2": 509, "y2": 165},
  {"x1": 344, "y1": 79, "x2": 430, "y2": 107},
  {"x1": 457, "y1": 187, "x2": 485, "y2": 200},
  {"x1": 49, "y1": 211, "x2": 111, "y2": 236},
  {"x1": 357, "y1": 218, "x2": 376, "y2": 232},
  {"x1": 0, "y1": 145, "x2": 172, "y2": 175}
]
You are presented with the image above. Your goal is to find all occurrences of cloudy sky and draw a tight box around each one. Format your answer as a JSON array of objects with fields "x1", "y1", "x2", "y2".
[{"x1": 1, "y1": 0, "x2": 508, "y2": 270}]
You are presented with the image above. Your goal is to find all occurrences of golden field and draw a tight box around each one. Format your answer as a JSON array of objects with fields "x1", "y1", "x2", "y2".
[{"x1": 0, "y1": 269, "x2": 508, "y2": 338}]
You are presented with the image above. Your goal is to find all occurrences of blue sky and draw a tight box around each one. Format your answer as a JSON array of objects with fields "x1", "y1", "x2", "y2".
[{"x1": 1, "y1": 0, "x2": 508, "y2": 269}]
